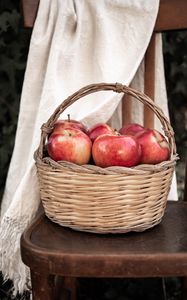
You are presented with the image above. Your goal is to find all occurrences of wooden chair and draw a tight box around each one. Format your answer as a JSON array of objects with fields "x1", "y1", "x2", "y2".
[
  {"x1": 20, "y1": 1, "x2": 187, "y2": 299},
  {"x1": 21, "y1": 198, "x2": 187, "y2": 300}
]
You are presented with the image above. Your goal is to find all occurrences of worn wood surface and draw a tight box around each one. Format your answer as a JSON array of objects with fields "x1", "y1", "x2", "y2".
[
  {"x1": 155, "y1": 0, "x2": 187, "y2": 32},
  {"x1": 30, "y1": 271, "x2": 55, "y2": 300},
  {"x1": 21, "y1": 202, "x2": 187, "y2": 279},
  {"x1": 20, "y1": 0, "x2": 39, "y2": 28},
  {"x1": 122, "y1": 93, "x2": 132, "y2": 125}
]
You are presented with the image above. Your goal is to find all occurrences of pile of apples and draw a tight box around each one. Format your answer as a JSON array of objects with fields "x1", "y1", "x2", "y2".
[{"x1": 47, "y1": 115, "x2": 170, "y2": 167}]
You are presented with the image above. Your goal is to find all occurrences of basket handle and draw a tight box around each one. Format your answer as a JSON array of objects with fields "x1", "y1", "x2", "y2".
[{"x1": 36, "y1": 82, "x2": 176, "y2": 160}]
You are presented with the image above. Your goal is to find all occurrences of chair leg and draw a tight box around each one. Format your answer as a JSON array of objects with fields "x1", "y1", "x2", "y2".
[
  {"x1": 30, "y1": 270, "x2": 55, "y2": 300},
  {"x1": 182, "y1": 277, "x2": 187, "y2": 300},
  {"x1": 63, "y1": 277, "x2": 77, "y2": 300},
  {"x1": 55, "y1": 276, "x2": 77, "y2": 300}
]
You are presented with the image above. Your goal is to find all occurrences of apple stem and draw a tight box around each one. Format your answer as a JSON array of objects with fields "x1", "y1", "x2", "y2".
[
  {"x1": 67, "y1": 114, "x2": 71, "y2": 122},
  {"x1": 114, "y1": 129, "x2": 120, "y2": 136}
]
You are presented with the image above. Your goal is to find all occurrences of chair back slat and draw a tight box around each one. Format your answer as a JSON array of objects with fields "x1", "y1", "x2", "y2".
[
  {"x1": 21, "y1": 0, "x2": 39, "y2": 28},
  {"x1": 143, "y1": 33, "x2": 156, "y2": 128}
]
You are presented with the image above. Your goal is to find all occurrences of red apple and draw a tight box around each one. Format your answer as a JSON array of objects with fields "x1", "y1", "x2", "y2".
[
  {"x1": 92, "y1": 134, "x2": 142, "y2": 168},
  {"x1": 52, "y1": 117, "x2": 88, "y2": 135},
  {"x1": 119, "y1": 123, "x2": 145, "y2": 136},
  {"x1": 88, "y1": 123, "x2": 116, "y2": 142},
  {"x1": 135, "y1": 129, "x2": 170, "y2": 164},
  {"x1": 47, "y1": 127, "x2": 92, "y2": 165}
]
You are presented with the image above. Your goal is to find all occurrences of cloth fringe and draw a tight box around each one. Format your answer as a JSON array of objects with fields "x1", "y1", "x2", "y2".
[{"x1": 0, "y1": 215, "x2": 31, "y2": 295}]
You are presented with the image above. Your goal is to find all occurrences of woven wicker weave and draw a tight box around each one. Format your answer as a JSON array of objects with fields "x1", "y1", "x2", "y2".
[{"x1": 35, "y1": 83, "x2": 178, "y2": 233}]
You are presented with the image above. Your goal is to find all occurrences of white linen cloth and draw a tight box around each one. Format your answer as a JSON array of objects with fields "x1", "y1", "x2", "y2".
[{"x1": 0, "y1": 0, "x2": 177, "y2": 294}]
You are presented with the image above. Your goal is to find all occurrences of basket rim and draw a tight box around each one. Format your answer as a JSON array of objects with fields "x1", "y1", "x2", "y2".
[{"x1": 35, "y1": 153, "x2": 178, "y2": 175}]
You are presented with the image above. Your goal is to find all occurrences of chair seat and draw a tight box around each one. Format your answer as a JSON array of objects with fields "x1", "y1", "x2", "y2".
[{"x1": 21, "y1": 201, "x2": 187, "y2": 278}]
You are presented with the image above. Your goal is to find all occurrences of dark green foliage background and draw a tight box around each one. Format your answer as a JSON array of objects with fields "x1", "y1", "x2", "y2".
[
  {"x1": 163, "y1": 32, "x2": 187, "y2": 157},
  {"x1": 0, "y1": 1, "x2": 187, "y2": 300},
  {"x1": 0, "y1": 1, "x2": 32, "y2": 199},
  {"x1": 163, "y1": 31, "x2": 187, "y2": 199}
]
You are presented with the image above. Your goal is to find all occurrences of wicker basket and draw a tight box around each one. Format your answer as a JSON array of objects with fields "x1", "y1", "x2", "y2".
[{"x1": 34, "y1": 83, "x2": 178, "y2": 234}]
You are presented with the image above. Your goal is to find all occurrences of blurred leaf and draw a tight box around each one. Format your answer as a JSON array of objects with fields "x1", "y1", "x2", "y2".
[
  {"x1": 174, "y1": 80, "x2": 187, "y2": 95},
  {"x1": 0, "y1": 10, "x2": 19, "y2": 34}
]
